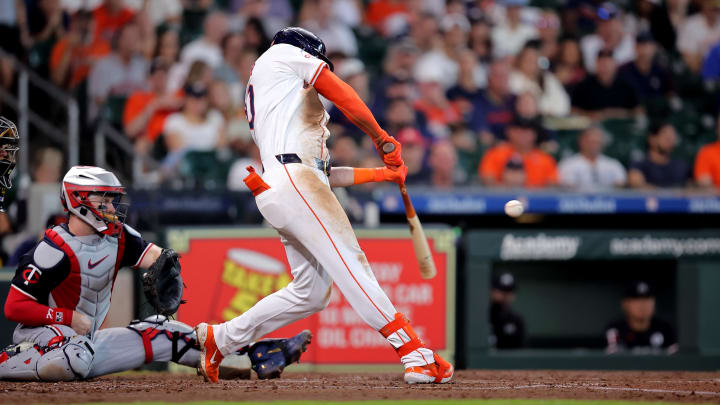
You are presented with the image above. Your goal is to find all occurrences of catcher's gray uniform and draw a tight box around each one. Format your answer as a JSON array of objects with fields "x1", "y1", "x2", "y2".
[{"x1": 0, "y1": 224, "x2": 198, "y2": 381}]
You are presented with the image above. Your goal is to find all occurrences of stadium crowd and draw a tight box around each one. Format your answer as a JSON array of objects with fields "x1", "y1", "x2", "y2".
[{"x1": 1, "y1": 0, "x2": 720, "y2": 192}]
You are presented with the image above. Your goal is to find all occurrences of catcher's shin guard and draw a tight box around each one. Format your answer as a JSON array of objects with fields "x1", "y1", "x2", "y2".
[
  {"x1": 0, "y1": 336, "x2": 94, "y2": 381},
  {"x1": 248, "y1": 329, "x2": 312, "y2": 379},
  {"x1": 125, "y1": 315, "x2": 199, "y2": 366}
]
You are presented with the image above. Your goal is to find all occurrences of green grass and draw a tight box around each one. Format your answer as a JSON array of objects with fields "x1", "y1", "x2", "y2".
[{"x1": 83, "y1": 401, "x2": 709, "y2": 405}]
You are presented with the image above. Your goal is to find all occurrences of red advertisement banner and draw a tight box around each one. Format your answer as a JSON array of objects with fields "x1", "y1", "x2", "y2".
[{"x1": 172, "y1": 228, "x2": 454, "y2": 364}]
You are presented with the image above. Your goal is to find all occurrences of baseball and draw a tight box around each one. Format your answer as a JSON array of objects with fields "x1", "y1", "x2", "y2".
[{"x1": 504, "y1": 200, "x2": 524, "y2": 218}]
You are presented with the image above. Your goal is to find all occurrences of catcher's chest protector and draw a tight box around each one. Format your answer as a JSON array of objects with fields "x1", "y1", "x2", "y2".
[{"x1": 50, "y1": 226, "x2": 119, "y2": 338}]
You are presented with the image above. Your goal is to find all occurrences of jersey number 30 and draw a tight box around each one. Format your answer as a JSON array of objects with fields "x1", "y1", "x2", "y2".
[{"x1": 245, "y1": 85, "x2": 255, "y2": 130}]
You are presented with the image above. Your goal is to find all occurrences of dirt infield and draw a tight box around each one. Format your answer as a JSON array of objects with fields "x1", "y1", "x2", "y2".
[{"x1": 1, "y1": 370, "x2": 719, "y2": 404}]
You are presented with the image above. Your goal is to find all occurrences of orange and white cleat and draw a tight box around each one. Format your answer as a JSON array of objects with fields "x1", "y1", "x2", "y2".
[
  {"x1": 404, "y1": 353, "x2": 454, "y2": 384},
  {"x1": 195, "y1": 322, "x2": 224, "y2": 383}
]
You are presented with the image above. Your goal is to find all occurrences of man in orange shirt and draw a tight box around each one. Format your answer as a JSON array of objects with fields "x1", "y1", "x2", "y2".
[
  {"x1": 93, "y1": 0, "x2": 135, "y2": 43},
  {"x1": 479, "y1": 117, "x2": 557, "y2": 187},
  {"x1": 695, "y1": 119, "x2": 720, "y2": 190},
  {"x1": 50, "y1": 11, "x2": 111, "y2": 90},
  {"x1": 123, "y1": 59, "x2": 183, "y2": 154}
]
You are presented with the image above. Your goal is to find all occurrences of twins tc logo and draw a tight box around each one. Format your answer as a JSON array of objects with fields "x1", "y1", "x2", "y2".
[{"x1": 22, "y1": 265, "x2": 42, "y2": 285}]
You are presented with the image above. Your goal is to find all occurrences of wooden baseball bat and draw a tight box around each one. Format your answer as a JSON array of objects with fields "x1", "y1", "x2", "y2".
[{"x1": 382, "y1": 142, "x2": 437, "y2": 279}]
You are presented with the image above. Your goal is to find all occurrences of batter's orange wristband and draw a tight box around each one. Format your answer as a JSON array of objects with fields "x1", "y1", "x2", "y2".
[{"x1": 353, "y1": 167, "x2": 386, "y2": 184}]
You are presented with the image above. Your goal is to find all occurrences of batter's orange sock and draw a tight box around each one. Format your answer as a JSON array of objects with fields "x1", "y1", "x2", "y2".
[{"x1": 353, "y1": 167, "x2": 385, "y2": 184}]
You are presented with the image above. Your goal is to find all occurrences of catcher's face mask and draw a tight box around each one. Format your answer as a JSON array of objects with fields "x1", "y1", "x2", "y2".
[
  {"x1": 0, "y1": 117, "x2": 19, "y2": 190},
  {"x1": 85, "y1": 191, "x2": 130, "y2": 237}
]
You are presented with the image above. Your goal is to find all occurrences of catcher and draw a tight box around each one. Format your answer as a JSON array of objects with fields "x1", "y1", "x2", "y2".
[{"x1": 0, "y1": 162, "x2": 310, "y2": 381}]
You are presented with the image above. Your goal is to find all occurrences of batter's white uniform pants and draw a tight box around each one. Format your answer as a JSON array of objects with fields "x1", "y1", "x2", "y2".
[{"x1": 214, "y1": 161, "x2": 433, "y2": 367}]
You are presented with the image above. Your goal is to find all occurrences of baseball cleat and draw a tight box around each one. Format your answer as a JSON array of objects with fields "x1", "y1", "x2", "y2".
[
  {"x1": 249, "y1": 330, "x2": 312, "y2": 379},
  {"x1": 404, "y1": 353, "x2": 454, "y2": 384},
  {"x1": 195, "y1": 322, "x2": 224, "y2": 383}
]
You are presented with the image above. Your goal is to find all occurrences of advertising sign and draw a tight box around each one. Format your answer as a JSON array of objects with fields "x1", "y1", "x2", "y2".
[{"x1": 167, "y1": 227, "x2": 455, "y2": 364}]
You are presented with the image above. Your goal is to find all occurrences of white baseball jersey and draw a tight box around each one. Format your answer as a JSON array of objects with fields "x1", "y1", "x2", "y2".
[{"x1": 245, "y1": 43, "x2": 331, "y2": 166}]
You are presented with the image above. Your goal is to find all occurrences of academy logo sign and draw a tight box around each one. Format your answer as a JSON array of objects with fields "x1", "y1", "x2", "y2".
[{"x1": 500, "y1": 233, "x2": 581, "y2": 260}]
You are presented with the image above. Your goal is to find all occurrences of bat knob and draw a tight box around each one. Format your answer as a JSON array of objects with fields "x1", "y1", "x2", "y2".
[{"x1": 382, "y1": 142, "x2": 395, "y2": 154}]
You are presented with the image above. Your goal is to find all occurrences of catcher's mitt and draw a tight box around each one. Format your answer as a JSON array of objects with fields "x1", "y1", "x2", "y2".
[{"x1": 142, "y1": 248, "x2": 184, "y2": 316}]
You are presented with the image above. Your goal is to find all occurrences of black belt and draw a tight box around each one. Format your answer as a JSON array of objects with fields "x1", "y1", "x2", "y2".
[{"x1": 276, "y1": 154, "x2": 331, "y2": 176}]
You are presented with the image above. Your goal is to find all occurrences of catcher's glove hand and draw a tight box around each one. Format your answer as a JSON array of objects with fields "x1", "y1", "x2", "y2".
[{"x1": 142, "y1": 248, "x2": 184, "y2": 316}]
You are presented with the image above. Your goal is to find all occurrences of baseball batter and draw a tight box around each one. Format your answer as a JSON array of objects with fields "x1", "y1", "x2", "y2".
[
  {"x1": 196, "y1": 27, "x2": 453, "y2": 385},
  {"x1": 0, "y1": 165, "x2": 310, "y2": 381}
]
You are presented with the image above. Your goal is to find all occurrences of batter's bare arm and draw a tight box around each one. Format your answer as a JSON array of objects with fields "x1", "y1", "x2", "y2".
[
  {"x1": 313, "y1": 68, "x2": 403, "y2": 167},
  {"x1": 329, "y1": 166, "x2": 408, "y2": 188}
]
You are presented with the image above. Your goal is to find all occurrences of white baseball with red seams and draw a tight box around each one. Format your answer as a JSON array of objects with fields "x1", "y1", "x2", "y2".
[{"x1": 211, "y1": 43, "x2": 435, "y2": 369}]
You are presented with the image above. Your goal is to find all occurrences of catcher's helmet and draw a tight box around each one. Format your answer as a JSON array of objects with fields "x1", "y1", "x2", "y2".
[
  {"x1": 272, "y1": 27, "x2": 334, "y2": 71},
  {"x1": 0, "y1": 117, "x2": 19, "y2": 190},
  {"x1": 60, "y1": 166, "x2": 128, "y2": 237}
]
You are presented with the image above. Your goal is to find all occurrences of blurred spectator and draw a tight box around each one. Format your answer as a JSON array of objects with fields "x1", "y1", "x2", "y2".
[
  {"x1": 371, "y1": 41, "x2": 419, "y2": 119},
  {"x1": 558, "y1": 126, "x2": 627, "y2": 190},
  {"x1": 428, "y1": 140, "x2": 463, "y2": 187},
  {"x1": 413, "y1": 62, "x2": 462, "y2": 139},
  {"x1": 537, "y1": 10, "x2": 561, "y2": 62},
  {"x1": 87, "y1": 22, "x2": 147, "y2": 121},
  {"x1": 228, "y1": 0, "x2": 291, "y2": 35},
  {"x1": 163, "y1": 82, "x2": 226, "y2": 153},
  {"x1": 470, "y1": 60, "x2": 515, "y2": 143},
  {"x1": 123, "y1": 59, "x2": 182, "y2": 153},
  {"x1": 409, "y1": 12, "x2": 440, "y2": 53},
  {"x1": 154, "y1": 28, "x2": 180, "y2": 66},
  {"x1": 468, "y1": 18, "x2": 493, "y2": 63},
  {"x1": 580, "y1": 2, "x2": 636, "y2": 73},
  {"x1": 509, "y1": 42, "x2": 570, "y2": 117},
  {"x1": 694, "y1": 116, "x2": 720, "y2": 190},
  {"x1": 180, "y1": 11, "x2": 228, "y2": 69},
  {"x1": 242, "y1": 17, "x2": 272, "y2": 55},
  {"x1": 677, "y1": 0, "x2": 720, "y2": 73},
  {"x1": 8, "y1": 213, "x2": 66, "y2": 266},
  {"x1": 447, "y1": 49, "x2": 486, "y2": 120},
  {"x1": 300, "y1": 0, "x2": 358, "y2": 56},
  {"x1": 140, "y1": 0, "x2": 182, "y2": 27},
  {"x1": 646, "y1": 0, "x2": 687, "y2": 54},
  {"x1": 479, "y1": 117, "x2": 557, "y2": 188},
  {"x1": 0, "y1": 1, "x2": 22, "y2": 90},
  {"x1": 92, "y1": 0, "x2": 135, "y2": 43},
  {"x1": 489, "y1": 272, "x2": 525, "y2": 349},
  {"x1": 50, "y1": 10, "x2": 110, "y2": 90},
  {"x1": 413, "y1": 13, "x2": 470, "y2": 90},
  {"x1": 383, "y1": 97, "x2": 428, "y2": 142},
  {"x1": 396, "y1": 127, "x2": 431, "y2": 185},
  {"x1": 553, "y1": 36, "x2": 587, "y2": 92},
  {"x1": 215, "y1": 32, "x2": 246, "y2": 105},
  {"x1": 629, "y1": 122, "x2": 690, "y2": 188},
  {"x1": 491, "y1": 0, "x2": 538, "y2": 59},
  {"x1": 32, "y1": 146, "x2": 63, "y2": 184},
  {"x1": 617, "y1": 32, "x2": 673, "y2": 102},
  {"x1": 24, "y1": 0, "x2": 70, "y2": 76},
  {"x1": 605, "y1": 281, "x2": 678, "y2": 354},
  {"x1": 365, "y1": 0, "x2": 410, "y2": 37},
  {"x1": 571, "y1": 49, "x2": 640, "y2": 121},
  {"x1": 328, "y1": 135, "x2": 360, "y2": 167}
]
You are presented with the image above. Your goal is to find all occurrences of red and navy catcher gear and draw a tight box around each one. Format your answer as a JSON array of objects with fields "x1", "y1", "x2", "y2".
[
  {"x1": 60, "y1": 166, "x2": 129, "y2": 237},
  {"x1": 272, "y1": 27, "x2": 334, "y2": 72}
]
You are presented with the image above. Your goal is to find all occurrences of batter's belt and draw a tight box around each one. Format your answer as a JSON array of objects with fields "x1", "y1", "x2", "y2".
[{"x1": 276, "y1": 153, "x2": 331, "y2": 176}]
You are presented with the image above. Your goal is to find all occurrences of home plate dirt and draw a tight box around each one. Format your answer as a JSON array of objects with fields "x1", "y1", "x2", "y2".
[{"x1": 1, "y1": 370, "x2": 719, "y2": 403}]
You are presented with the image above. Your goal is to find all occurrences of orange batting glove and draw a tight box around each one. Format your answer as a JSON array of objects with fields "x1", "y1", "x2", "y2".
[
  {"x1": 379, "y1": 135, "x2": 404, "y2": 168},
  {"x1": 353, "y1": 165, "x2": 409, "y2": 185}
]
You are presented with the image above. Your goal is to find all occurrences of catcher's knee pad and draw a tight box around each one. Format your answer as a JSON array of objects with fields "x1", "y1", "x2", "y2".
[
  {"x1": 1, "y1": 336, "x2": 94, "y2": 381},
  {"x1": 127, "y1": 315, "x2": 198, "y2": 366},
  {"x1": 36, "y1": 335, "x2": 95, "y2": 381}
]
